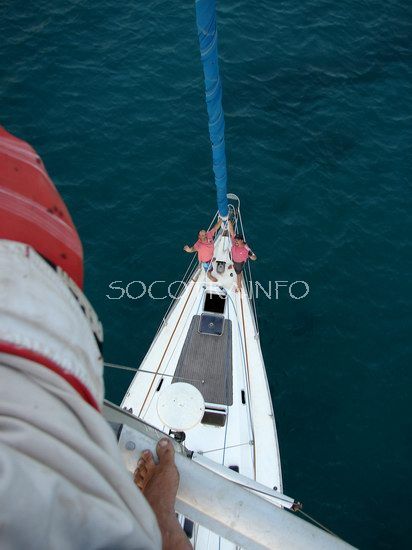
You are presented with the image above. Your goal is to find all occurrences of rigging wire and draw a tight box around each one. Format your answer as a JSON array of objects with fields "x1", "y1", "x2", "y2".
[
  {"x1": 199, "y1": 441, "x2": 252, "y2": 454},
  {"x1": 224, "y1": 480, "x2": 296, "y2": 507},
  {"x1": 296, "y1": 510, "x2": 346, "y2": 542},
  {"x1": 226, "y1": 204, "x2": 259, "y2": 480},
  {"x1": 106, "y1": 206, "x2": 348, "y2": 545},
  {"x1": 220, "y1": 286, "x2": 232, "y2": 468},
  {"x1": 104, "y1": 361, "x2": 206, "y2": 385},
  {"x1": 237, "y1": 207, "x2": 259, "y2": 335},
  {"x1": 225, "y1": 289, "x2": 256, "y2": 470},
  {"x1": 141, "y1": 285, "x2": 205, "y2": 421},
  {"x1": 153, "y1": 209, "x2": 218, "y2": 342},
  {"x1": 157, "y1": 254, "x2": 198, "y2": 334},
  {"x1": 106, "y1": 359, "x2": 343, "y2": 537}
]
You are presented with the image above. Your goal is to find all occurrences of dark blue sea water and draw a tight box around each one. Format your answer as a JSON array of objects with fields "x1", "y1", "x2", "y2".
[{"x1": 1, "y1": 1, "x2": 411, "y2": 547}]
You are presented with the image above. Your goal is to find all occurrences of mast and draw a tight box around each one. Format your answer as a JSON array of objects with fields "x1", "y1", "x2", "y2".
[{"x1": 195, "y1": 0, "x2": 228, "y2": 218}]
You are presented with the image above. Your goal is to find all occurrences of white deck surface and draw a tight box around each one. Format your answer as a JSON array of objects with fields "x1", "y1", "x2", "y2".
[{"x1": 121, "y1": 230, "x2": 282, "y2": 549}]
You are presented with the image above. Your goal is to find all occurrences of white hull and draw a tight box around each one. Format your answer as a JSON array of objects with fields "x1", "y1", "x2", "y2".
[{"x1": 122, "y1": 205, "x2": 282, "y2": 547}]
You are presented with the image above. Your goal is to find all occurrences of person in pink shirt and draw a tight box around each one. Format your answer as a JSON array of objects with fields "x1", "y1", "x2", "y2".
[
  {"x1": 228, "y1": 220, "x2": 257, "y2": 291},
  {"x1": 183, "y1": 218, "x2": 222, "y2": 282}
]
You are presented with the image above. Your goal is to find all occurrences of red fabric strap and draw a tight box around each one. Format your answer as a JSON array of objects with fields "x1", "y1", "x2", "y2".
[{"x1": 0, "y1": 340, "x2": 100, "y2": 411}]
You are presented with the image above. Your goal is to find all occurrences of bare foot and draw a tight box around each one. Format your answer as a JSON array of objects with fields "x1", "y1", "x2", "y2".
[
  {"x1": 134, "y1": 438, "x2": 191, "y2": 549},
  {"x1": 207, "y1": 271, "x2": 218, "y2": 282}
]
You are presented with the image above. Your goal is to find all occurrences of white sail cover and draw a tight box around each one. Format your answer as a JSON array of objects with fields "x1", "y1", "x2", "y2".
[{"x1": 0, "y1": 241, "x2": 161, "y2": 549}]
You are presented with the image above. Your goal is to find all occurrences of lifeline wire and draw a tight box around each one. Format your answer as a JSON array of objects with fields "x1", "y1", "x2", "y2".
[
  {"x1": 200, "y1": 441, "x2": 253, "y2": 454},
  {"x1": 104, "y1": 361, "x2": 205, "y2": 385},
  {"x1": 297, "y1": 509, "x2": 344, "y2": 541}
]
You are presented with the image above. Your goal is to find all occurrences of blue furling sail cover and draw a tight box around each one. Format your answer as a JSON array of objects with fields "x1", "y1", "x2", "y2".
[{"x1": 195, "y1": 0, "x2": 228, "y2": 218}]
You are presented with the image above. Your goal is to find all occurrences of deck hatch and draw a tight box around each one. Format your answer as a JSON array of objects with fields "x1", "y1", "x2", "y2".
[
  {"x1": 201, "y1": 409, "x2": 227, "y2": 427},
  {"x1": 199, "y1": 313, "x2": 224, "y2": 336},
  {"x1": 203, "y1": 292, "x2": 226, "y2": 314}
]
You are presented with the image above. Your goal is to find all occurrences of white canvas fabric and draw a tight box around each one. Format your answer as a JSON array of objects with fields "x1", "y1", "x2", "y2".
[
  {"x1": 0, "y1": 240, "x2": 104, "y2": 406},
  {"x1": 0, "y1": 354, "x2": 162, "y2": 549},
  {"x1": 0, "y1": 242, "x2": 161, "y2": 549}
]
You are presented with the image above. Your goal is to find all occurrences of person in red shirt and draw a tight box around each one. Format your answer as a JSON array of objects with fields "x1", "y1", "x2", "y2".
[
  {"x1": 228, "y1": 220, "x2": 257, "y2": 291},
  {"x1": 183, "y1": 219, "x2": 222, "y2": 282}
]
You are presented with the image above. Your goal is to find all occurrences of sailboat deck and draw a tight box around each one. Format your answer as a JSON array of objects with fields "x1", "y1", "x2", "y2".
[
  {"x1": 122, "y1": 226, "x2": 283, "y2": 538},
  {"x1": 173, "y1": 315, "x2": 233, "y2": 406}
]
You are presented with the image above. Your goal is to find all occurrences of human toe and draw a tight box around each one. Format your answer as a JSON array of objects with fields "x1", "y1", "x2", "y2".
[{"x1": 156, "y1": 438, "x2": 175, "y2": 464}]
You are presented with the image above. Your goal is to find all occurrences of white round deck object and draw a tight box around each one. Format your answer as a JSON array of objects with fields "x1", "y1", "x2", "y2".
[{"x1": 157, "y1": 383, "x2": 205, "y2": 431}]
